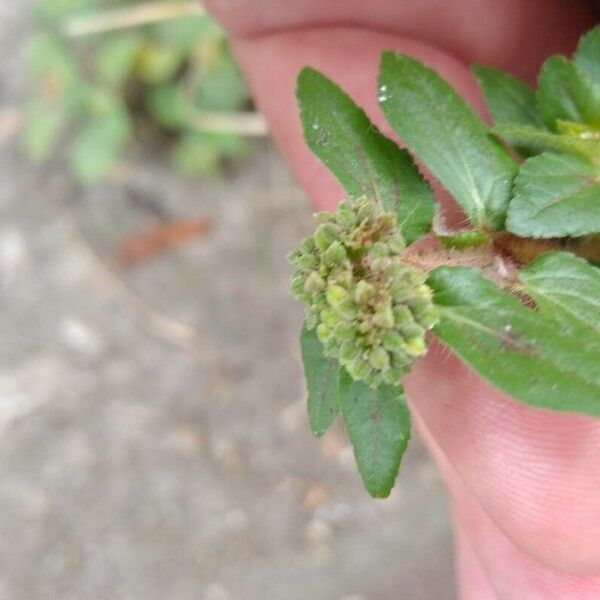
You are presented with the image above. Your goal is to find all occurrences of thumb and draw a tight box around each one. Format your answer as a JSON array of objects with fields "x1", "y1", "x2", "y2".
[{"x1": 217, "y1": 21, "x2": 600, "y2": 597}]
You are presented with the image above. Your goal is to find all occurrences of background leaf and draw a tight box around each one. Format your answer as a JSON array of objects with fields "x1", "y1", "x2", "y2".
[
  {"x1": 135, "y1": 43, "x2": 185, "y2": 85},
  {"x1": 300, "y1": 326, "x2": 340, "y2": 437},
  {"x1": 378, "y1": 53, "x2": 517, "y2": 230},
  {"x1": 22, "y1": 99, "x2": 66, "y2": 162},
  {"x1": 69, "y1": 103, "x2": 131, "y2": 184},
  {"x1": 536, "y1": 56, "x2": 600, "y2": 129},
  {"x1": 96, "y1": 34, "x2": 142, "y2": 87},
  {"x1": 429, "y1": 266, "x2": 600, "y2": 417},
  {"x1": 473, "y1": 65, "x2": 542, "y2": 128},
  {"x1": 172, "y1": 132, "x2": 220, "y2": 175},
  {"x1": 575, "y1": 26, "x2": 600, "y2": 88},
  {"x1": 195, "y1": 54, "x2": 250, "y2": 112},
  {"x1": 506, "y1": 152, "x2": 600, "y2": 238},
  {"x1": 297, "y1": 67, "x2": 435, "y2": 245},
  {"x1": 150, "y1": 14, "x2": 217, "y2": 51},
  {"x1": 146, "y1": 83, "x2": 187, "y2": 129},
  {"x1": 338, "y1": 370, "x2": 411, "y2": 498}
]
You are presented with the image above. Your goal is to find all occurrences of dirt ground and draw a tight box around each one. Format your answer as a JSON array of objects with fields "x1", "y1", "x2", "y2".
[{"x1": 0, "y1": 3, "x2": 454, "y2": 599}]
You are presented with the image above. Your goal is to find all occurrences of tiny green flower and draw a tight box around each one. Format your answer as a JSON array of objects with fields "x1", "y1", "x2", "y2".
[
  {"x1": 314, "y1": 223, "x2": 339, "y2": 251},
  {"x1": 326, "y1": 285, "x2": 348, "y2": 307},
  {"x1": 289, "y1": 196, "x2": 439, "y2": 388},
  {"x1": 369, "y1": 346, "x2": 391, "y2": 371}
]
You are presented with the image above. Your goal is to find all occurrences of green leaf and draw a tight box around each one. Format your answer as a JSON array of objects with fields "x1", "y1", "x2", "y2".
[
  {"x1": 338, "y1": 370, "x2": 411, "y2": 498},
  {"x1": 96, "y1": 34, "x2": 142, "y2": 87},
  {"x1": 473, "y1": 65, "x2": 542, "y2": 128},
  {"x1": 26, "y1": 32, "x2": 79, "y2": 95},
  {"x1": 206, "y1": 132, "x2": 250, "y2": 158},
  {"x1": 22, "y1": 99, "x2": 66, "y2": 162},
  {"x1": 297, "y1": 67, "x2": 435, "y2": 245},
  {"x1": 492, "y1": 124, "x2": 600, "y2": 162},
  {"x1": 429, "y1": 266, "x2": 600, "y2": 417},
  {"x1": 172, "y1": 132, "x2": 220, "y2": 175},
  {"x1": 506, "y1": 153, "x2": 600, "y2": 238},
  {"x1": 437, "y1": 230, "x2": 490, "y2": 250},
  {"x1": 575, "y1": 26, "x2": 600, "y2": 88},
  {"x1": 379, "y1": 53, "x2": 517, "y2": 230},
  {"x1": 300, "y1": 326, "x2": 340, "y2": 437},
  {"x1": 433, "y1": 208, "x2": 491, "y2": 249},
  {"x1": 35, "y1": 0, "x2": 94, "y2": 20},
  {"x1": 150, "y1": 15, "x2": 218, "y2": 50},
  {"x1": 537, "y1": 56, "x2": 600, "y2": 130},
  {"x1": 519, "y1": 252, "x2": 600, "y2": 339},
  {"x1": 70, "y1": 105, "x2": 131, "y2": 184},
  {"x1": 195, "y1": 53, "x2": 250, "y2": 112},
  {"x1": 146, "y1": 83, "x2": 187, "y2": 129},
  {"x1": 135, "y1": 43, "x2": 185, "y2": 85}
]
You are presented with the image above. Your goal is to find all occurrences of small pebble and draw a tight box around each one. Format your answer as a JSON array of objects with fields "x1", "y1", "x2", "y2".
[
  {"x1": 305, "y1": 517, "x2": 333, "y2": 544},
  {"x1": 224, "y1": 508, "x2": 249, "y2": 533},
  {"x1": 303, "y1": 484, "x2": 329, "y2": 511},
  {"x1": 58, "y1": 317, "x2": 105, "y2": 359},
  {"x1": 204, "y1": 583, "x2": 229, "y2": 600}
]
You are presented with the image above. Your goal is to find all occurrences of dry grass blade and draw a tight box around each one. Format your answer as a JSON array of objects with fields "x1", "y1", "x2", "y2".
[{"x1": 62, "y1": 0, "x2": 205, "y2": 37}]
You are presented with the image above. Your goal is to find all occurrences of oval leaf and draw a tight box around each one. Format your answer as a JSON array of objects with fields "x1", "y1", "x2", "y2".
[
  {"x1": 473, "y1": 65, "x2": 542, "y2": 128},
  {"x1": 519, "y1": 252, "x2": 600, "y2": 339},
  {"x1": 537, "y1": 56, "x2": 600, "y2": 129},
  {"x1": 338, "y1": 370, "x2": 411, "y2": 498},
  {"x1": 378, "y1": 53, "x2": 517, "y2": 230},
  {"x1": 575, "y1": 26, "x2": 600, "y2": 89},
  {"x1": 300, "y1": 325, "x2": 340, "y2": 437},
  {"x1": 429, "y1": 266, "x2": 600, "y2": 417},
  {"x1": 297, "y1": 67, "x2": 435, "y2": 244},
  {"x1": 506, "y1": 152, "x2": 600, "y2": 238}
]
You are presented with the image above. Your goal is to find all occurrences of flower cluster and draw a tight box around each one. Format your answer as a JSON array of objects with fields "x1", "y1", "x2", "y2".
[{"x1": 289, "y1": 197, "x2": 438, "y2": 388}]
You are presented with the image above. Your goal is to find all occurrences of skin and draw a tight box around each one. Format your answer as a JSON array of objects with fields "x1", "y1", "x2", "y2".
[{"x1": 205, "y1": 2, "x2": 600, "y2": 597}]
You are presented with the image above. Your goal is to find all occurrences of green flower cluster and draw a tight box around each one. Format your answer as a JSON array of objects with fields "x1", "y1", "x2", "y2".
[{"x1": 289, "y1": 197, "x2": 438, "y2": 388}]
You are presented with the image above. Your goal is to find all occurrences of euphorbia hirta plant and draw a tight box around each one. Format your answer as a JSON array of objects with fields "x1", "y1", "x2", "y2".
[{"x1": 289, "y1": 26, "x2": 600, "y2": 497}]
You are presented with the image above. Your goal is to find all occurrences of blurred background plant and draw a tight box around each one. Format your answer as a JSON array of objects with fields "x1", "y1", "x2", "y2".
[{"x1": 23, "y1": 0, "x2": 265, "y2": 184}]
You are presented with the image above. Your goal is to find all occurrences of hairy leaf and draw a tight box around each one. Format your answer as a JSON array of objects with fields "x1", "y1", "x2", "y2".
[
  {"x1": 575, "y1": 26, "x2": 600, "y2": 88},
  {"x1": 429, "y1": 267, "x2": 600, "y2": 416},
  {"x1": 378, "y1": 53, "x2": 517, "y2": 230},
  {"x1": 300, "y1": 325, "x2": 340, "y2": 437},
  {"x1": 537, "y1": 56, "x2": 600, "y2": 129},
  {"x1": 473, "y1": 65, "x2": 542, "y2": 127},
  {"x1": 493, "y1": 124, "x2": 600, "y2": 161},
  {"x1": 297, "y1": 67, "x2": 435, "y2": 244},
  {"x1": 506, "y1": 153, "x2": 600, "y2": 238},
  {"x1": 338, "y1": 370, "x2": 411, "y2": 497},
  {"x1": 519, "y1": 252, "x2": 600, "y2": 340}
]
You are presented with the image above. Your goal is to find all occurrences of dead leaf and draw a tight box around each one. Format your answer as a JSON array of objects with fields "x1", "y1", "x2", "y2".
[{"x1": 117, "y1": 218, "x2": 212, "y2": 268}]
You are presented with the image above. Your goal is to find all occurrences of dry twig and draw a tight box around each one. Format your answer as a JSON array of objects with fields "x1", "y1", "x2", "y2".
[
  {"x1": 67, "y1": 210, "x2": 211, "y2": 355},
  {"x1": 62, "y1": 0, "x2": 205, "y2": 37}
]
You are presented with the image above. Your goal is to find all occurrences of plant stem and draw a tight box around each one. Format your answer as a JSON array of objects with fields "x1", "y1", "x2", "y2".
[
  {"x1": 403, "y1": 236, "x2": 520, "y2": 288},
  {"x1": 61, "y1": 0, "x2": 205, "y2": 37}
]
